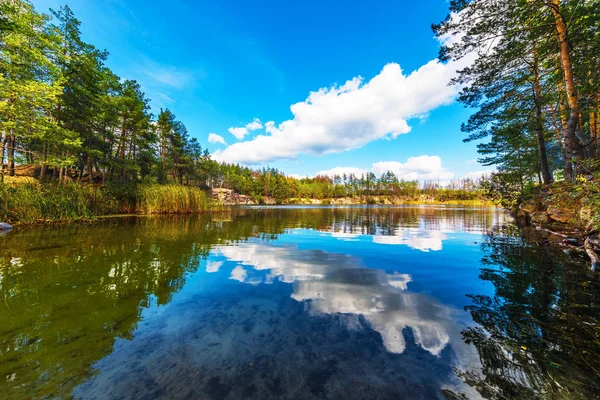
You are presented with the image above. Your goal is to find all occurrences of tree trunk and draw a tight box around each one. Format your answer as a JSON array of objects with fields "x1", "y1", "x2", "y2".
[
  {"x1": 87, "y1": 156, "x2": 93, "y2": 182},
  {"x1": 533, "y1": 48, "x2": 553, "y2": 184},
  {"x1": 0, "y1": 133, "x2": 5, "y2": 182},
  {"x1": 549, "y1": 0, "x2": 584, "y2": 179},
  {"x1": 39, "y1": 143, "x2": 47, "y2": 181},
  {"x1": 7, "y1": 134, "x2": 15, "y2": 177}
]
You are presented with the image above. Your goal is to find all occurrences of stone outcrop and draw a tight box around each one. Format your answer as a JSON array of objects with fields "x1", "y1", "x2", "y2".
[{"x1": 211, "y1": 188, "x2": 256, "y2": 205}]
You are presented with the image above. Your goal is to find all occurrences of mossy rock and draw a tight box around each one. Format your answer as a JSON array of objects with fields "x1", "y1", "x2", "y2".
[{"x1": 547, "y1": 207, "x2": 573, "y2": 224}]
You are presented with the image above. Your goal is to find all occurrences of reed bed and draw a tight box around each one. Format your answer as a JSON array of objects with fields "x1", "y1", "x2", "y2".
[
  {"x1": 136, "y1": 184, "x2": 213, "y2": 214},
  {"x1": 0, "y1": 182, "x2": 216, "y2": 225}
]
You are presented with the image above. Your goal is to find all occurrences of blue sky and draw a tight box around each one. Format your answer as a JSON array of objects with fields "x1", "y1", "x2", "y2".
[{"x1": 33, "y1": 0, "x2": 491, "y2": 181}]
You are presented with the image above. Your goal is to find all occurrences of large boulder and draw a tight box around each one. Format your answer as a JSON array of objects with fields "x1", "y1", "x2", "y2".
[
  {"x1": 0, "y1": 222, "x2": 13, "y2": 230},
  {"x1": 547, "y1": 207, "x2": 573, "y2": 224}
]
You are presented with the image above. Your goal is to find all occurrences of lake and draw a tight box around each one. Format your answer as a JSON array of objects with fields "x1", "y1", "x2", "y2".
[{"x1": 1, "y1": 206, "x2": 598, "y2": 399}]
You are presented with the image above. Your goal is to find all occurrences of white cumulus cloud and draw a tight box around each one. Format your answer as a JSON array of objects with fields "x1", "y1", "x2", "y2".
[
  {"x1": 214, "y1": 56, "x2": 469, "y2": 164},
  {"x1": 371, "y1": 156, "x2": 454, "y2": 182},
  {"x1": 208, "y1": 133, "x2": 227, "y2": 145},
  {"x1": 316, "y1": 155, "x2": 453, "y2": 182}
]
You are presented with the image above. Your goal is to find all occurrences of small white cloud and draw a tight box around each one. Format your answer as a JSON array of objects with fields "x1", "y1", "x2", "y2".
[
  {"x1": 228, "y1": 118, "x2": 264, "y2": 141},
  {"x1": 208, "y1": 133, "x2": 227, "y2": 146},
  {"x1": 316, "y1": 167, "x2": 367, "y2": 178},
  {"x1": 246, "y1": 118, "x2": 263, "y2": 131},
  {"x1": 462, "y1": 170, "x2": 495, "y2": 181},
  {"x1": 315, "y1": 156, "x2": 453, "y2": 183},
  {"x1": 228, "y1": 127, "x2": 249, "y2": 140},
  {"x1": 371, "y1": 156, "x2": 454, "y2": 182}
]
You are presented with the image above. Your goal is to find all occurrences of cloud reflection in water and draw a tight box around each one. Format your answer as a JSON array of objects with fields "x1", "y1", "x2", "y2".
[{"x1": 216, "y1": 242, "x2": 461, "y2": 356}]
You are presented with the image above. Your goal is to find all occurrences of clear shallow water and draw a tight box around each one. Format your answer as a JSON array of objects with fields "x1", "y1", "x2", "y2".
[{"x1": 1, "y1": 206, "x2": 598, "y2": 399}]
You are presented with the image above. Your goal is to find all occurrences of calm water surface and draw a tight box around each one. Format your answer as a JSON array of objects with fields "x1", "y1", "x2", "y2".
[{"x1": 1, "y1": 206, "x2": 599, "y2": 399}]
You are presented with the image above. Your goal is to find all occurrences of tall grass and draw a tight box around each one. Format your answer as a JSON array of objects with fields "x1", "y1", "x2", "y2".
[
  {"x1": 136, "y1": 184, "x2": 213, "y2": 214},
  {"x1": 0, "y1": 182, "x2": 216, "y2": 225}
]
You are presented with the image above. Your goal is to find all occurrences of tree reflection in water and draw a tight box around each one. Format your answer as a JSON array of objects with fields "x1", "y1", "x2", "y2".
[{"x1": 461, "y1": 225, "x2": 600, "y2": 399}]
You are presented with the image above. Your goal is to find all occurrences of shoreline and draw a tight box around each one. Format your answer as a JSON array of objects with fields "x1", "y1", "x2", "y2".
[{"x1": 514, "y1": 182, "x2": 600, "y2": 270}]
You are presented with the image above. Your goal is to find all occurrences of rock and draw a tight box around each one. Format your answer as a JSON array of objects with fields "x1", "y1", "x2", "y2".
[
  {"x1": 519, "y1": 199, "x2": 540, "y2": 213},
  {"x1": 530, "y1": 212, "x2": 549, "y2": 225},
  {"x1": 0, "y1": 222, "x2": 13, "y2": 230},
  {"x1": 211, "y1": 188, "x2": 256, "y2": 205},
  {"x1": 547, "y1": 207, "x2": 573, "y2": 223}
]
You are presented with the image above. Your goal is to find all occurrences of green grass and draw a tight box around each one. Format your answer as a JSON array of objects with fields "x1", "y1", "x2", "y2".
[
  {"x1": 0, "y1": 182, "x2": 217, "y2": 225},
  {"x1": 136, "y1": 184, "x2": 213, "y2": 214}
]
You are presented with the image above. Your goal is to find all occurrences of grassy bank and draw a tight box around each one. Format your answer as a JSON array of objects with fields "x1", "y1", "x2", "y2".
[{"x1": 0, "y1": 182, "x2": 218, "y2": 225}]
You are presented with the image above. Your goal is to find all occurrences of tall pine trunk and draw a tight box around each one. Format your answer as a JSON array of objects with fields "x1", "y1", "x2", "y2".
[
  {"x1": 0, "y1": 133, "x2": 5, "y2": 182},
  {"x1": 533, "y1": 48, "x2": 553, "y2": 184},
  {"x1": 549, "y1": 0, "x2": 584, "y2": 179}
]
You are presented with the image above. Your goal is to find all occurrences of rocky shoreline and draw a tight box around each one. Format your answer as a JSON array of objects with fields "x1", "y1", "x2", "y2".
[{"x1": 515, "y1": 186, "x2": 600, "y2": 270}]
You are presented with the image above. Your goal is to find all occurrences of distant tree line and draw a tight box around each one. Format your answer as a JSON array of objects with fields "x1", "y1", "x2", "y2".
[
  {"x1": 434, "y1": 0, "x2": 600, "y2": 196},
  {"x1": 203, "y1": 162, "x2": 488, "y2": 202}
]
